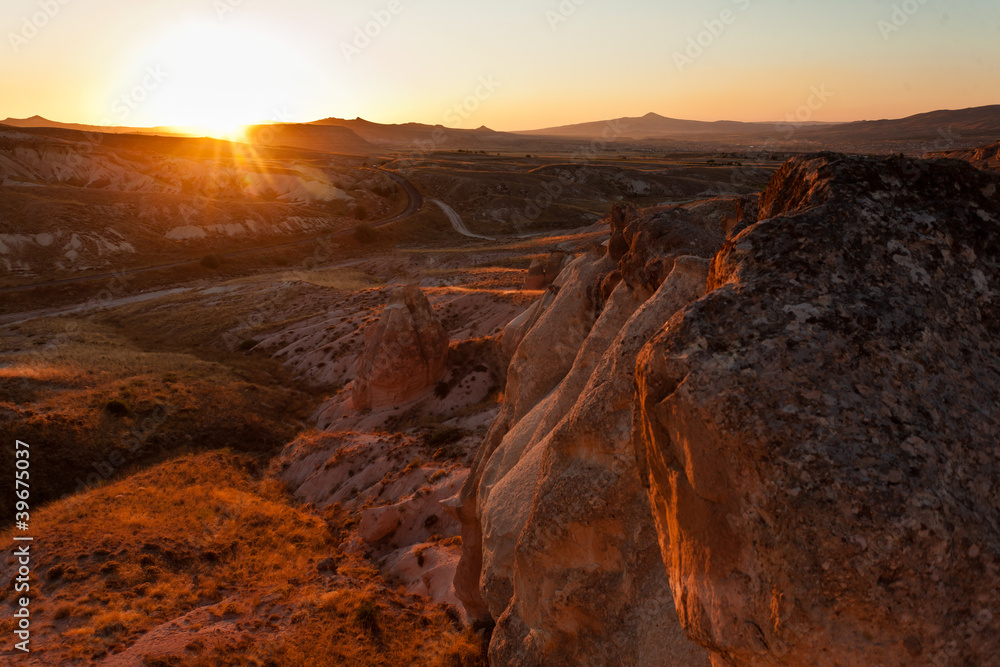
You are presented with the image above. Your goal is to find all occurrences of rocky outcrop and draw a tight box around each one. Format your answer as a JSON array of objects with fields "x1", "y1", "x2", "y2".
[
  {"x1": 274, "y1": 430, "x2": 474, "y2": 613},
  {"x1": 926, "y1": 139, "x2": 1000, "y2": 170},
  {"x1": 636, "y1": 154, "x2": 1000, "y2": 665},
  {"x1": 452, "y1": 199, "x2": 749, "y2": 665},
  {"x1": 521, "y1": 252, "x2": 568, "y2": 290},
  {"x1": 352, "y1": 285, "x2": 449, "y2": 412}
]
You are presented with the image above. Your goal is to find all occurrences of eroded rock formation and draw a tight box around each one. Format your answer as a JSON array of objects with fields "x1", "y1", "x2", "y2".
[
  {"x1": 636, "y1": 153, "x2": 1000, "y2": 665},
  {"x1": 352, "y1": 285, "x2": 449, "y2": 412},
  {"x1": 455, "y1": 153, "x2": 1000, "y2": 666},
  {"x1": 927, "y1": 139, "x2": 1000, "y2": 170},
  {"x1": 521, "y1": 251, "x2": 568, "y2": 290},
  {"x1": 452, "y1": 198, "x2": 751, "y2": 665}
]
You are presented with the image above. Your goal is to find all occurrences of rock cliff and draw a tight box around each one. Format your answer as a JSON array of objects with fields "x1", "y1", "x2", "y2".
[
  {"x1": 451, "y1": 196, "x2": 751, "y2": 665},
  {"x1": 454, "y1": 153, "x2": 1000, "y2": 666},
  {"x1": 637, "y1": 153, "x2": 1000, "y2": 665},
  {"x1": 926, "y1": 139, "x2": 1000, "y2": 170}
]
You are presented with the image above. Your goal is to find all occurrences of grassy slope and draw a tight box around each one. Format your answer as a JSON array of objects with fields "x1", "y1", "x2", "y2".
[
  {"x1": 0, "y1": 315, "x2": 310, "y2": 515},
  {"x1": 0, "y1": 451, "x2": 481, "y2": 665}
]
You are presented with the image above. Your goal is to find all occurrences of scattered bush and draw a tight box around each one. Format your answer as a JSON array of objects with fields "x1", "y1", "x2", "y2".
[{"x1": 200, "y1": 254, "x2": 223, "y2": 270}]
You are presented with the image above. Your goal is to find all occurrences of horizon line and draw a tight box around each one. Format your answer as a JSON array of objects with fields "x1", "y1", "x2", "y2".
[{"x1": 2, "y1": 103, "x2": 999, "y2": 136}]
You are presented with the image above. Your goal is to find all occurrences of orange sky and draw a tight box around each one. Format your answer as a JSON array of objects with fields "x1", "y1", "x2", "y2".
[{"x1": 2, "y1": 0, "x2": 998, "y2": 132}]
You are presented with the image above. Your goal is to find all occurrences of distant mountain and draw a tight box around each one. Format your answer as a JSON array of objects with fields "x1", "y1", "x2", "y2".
[
  {"x1": 516, "y1": 106, "x2": 1000, "y2": 145},
  {"x1": 514, "y1": 112, "x2": 800, "y2": 139},
  {"x1": 798, "y1": 105, "x2": 1000, "y2": 142},
  {"x1": 0, "y1": 115, "x2": 183, "y2": 136},
  {"x1": 8, "y1": 106, "x2": 999, "y2": 153},
  {"x1": 244, "y1": 123, "x2": 378, "y2": 156},
  {"x1": 308, "y1": 117, "x2": 528, "y2": 149},
  {"x1": 1, "y1": 116, "x2": 379, "y2": 155}
]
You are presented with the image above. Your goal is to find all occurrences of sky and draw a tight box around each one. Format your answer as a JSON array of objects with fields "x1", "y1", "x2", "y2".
[{"x1": 1, "y1": 0, "x2": 998, "y2": 132}]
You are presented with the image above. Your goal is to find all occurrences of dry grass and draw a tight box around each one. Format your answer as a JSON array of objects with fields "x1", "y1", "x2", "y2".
[
  {"x1": 277, "y1": 267, "x2": 384, "y2": 291},
  {"x1": 0, "y1": 451, "x2": 483, "y2": 665},
  {"x1": 0, "y1": 316, "x2": 311, "y2": 511},
  {"x1": 421, "y1": 266, "x2": 530, "y2": 292}
]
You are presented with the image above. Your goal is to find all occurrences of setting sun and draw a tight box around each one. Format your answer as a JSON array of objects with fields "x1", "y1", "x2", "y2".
[{"x1": 136, "y1": 20, "x2": 314, "y2": 134}]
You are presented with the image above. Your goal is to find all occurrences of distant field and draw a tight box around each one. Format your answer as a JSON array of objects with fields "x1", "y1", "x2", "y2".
[{"x1": 390, "y1": 152, "x2": 778, "y2": 236}]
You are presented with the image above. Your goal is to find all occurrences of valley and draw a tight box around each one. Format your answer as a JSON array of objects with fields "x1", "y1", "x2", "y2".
[{"x1": 1, "y1": 109, "x2": 998, "y2": 665}]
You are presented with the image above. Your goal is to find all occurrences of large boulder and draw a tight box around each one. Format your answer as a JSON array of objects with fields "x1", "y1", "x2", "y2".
[
  {"x1": 521, "y1": 251, "x2": 569, "y2": 290},
  {"x1": 451, "y1": 197, "x2": 748, "y2": 665},
  {"x1": 636, "y1": 154, "x2": 1000, "y2": 665},
  {"x1": 352, "y1": 285, "x2": 449, "y2": 411}
]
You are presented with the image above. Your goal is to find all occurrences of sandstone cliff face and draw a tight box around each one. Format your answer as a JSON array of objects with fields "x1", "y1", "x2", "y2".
[
  {"x1": 352, "y1": 285, "x2": 449, "y2": 412},
  {"x1": 452, "y1": 198, "x2": 751, "y2": 665},
  {"x1": 636, "y1": 154, "x2": 1000, "y2": 665}
]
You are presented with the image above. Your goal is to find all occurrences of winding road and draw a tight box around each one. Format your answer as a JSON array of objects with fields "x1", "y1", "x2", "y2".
[{"x1": 429, "y1": 199, "x2": 495, "y2": 241}]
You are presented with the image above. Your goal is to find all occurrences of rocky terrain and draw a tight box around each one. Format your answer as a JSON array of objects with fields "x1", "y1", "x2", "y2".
[
  {"x1": 453, "y1": 153, "x2": 999, "y2": 665},
  {"x1": 927, "y1": 139, "x2": 1000, "y2": 171},
  {"x1": 0, "y1": 126, "x2": 395, "y2": 279},
  {"x1": 1, "y1": 149, "x2": 997, "y2": 666},
  {"x1": 397, "y1": 154, "x2": 772, "y2": 236}
]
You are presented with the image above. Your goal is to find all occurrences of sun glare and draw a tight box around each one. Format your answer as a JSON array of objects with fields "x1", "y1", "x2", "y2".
[
  {"x1": 137, "y1": 20, "x2": 311, "y2": 137},
  {"x1": 174, "y1": 122, "x2": 250, "y2": 141}
]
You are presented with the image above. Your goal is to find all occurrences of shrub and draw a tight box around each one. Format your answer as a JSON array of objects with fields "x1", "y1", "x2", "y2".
[
  {"x1": 354, "y1": 599, "x2": 380, "y2": 634},
  {"x1": 433, "y1": 380, "x2": 450, "y2": 399},
  {"x1": 104, "y1": 399, "x2": 131, "y2": 417},
  {"x1": 426, "y1": 427, "x2": 465, "y2": 447},
  {"x1": 200, "y1": 254, "x2": 223, "y2": 270}
]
